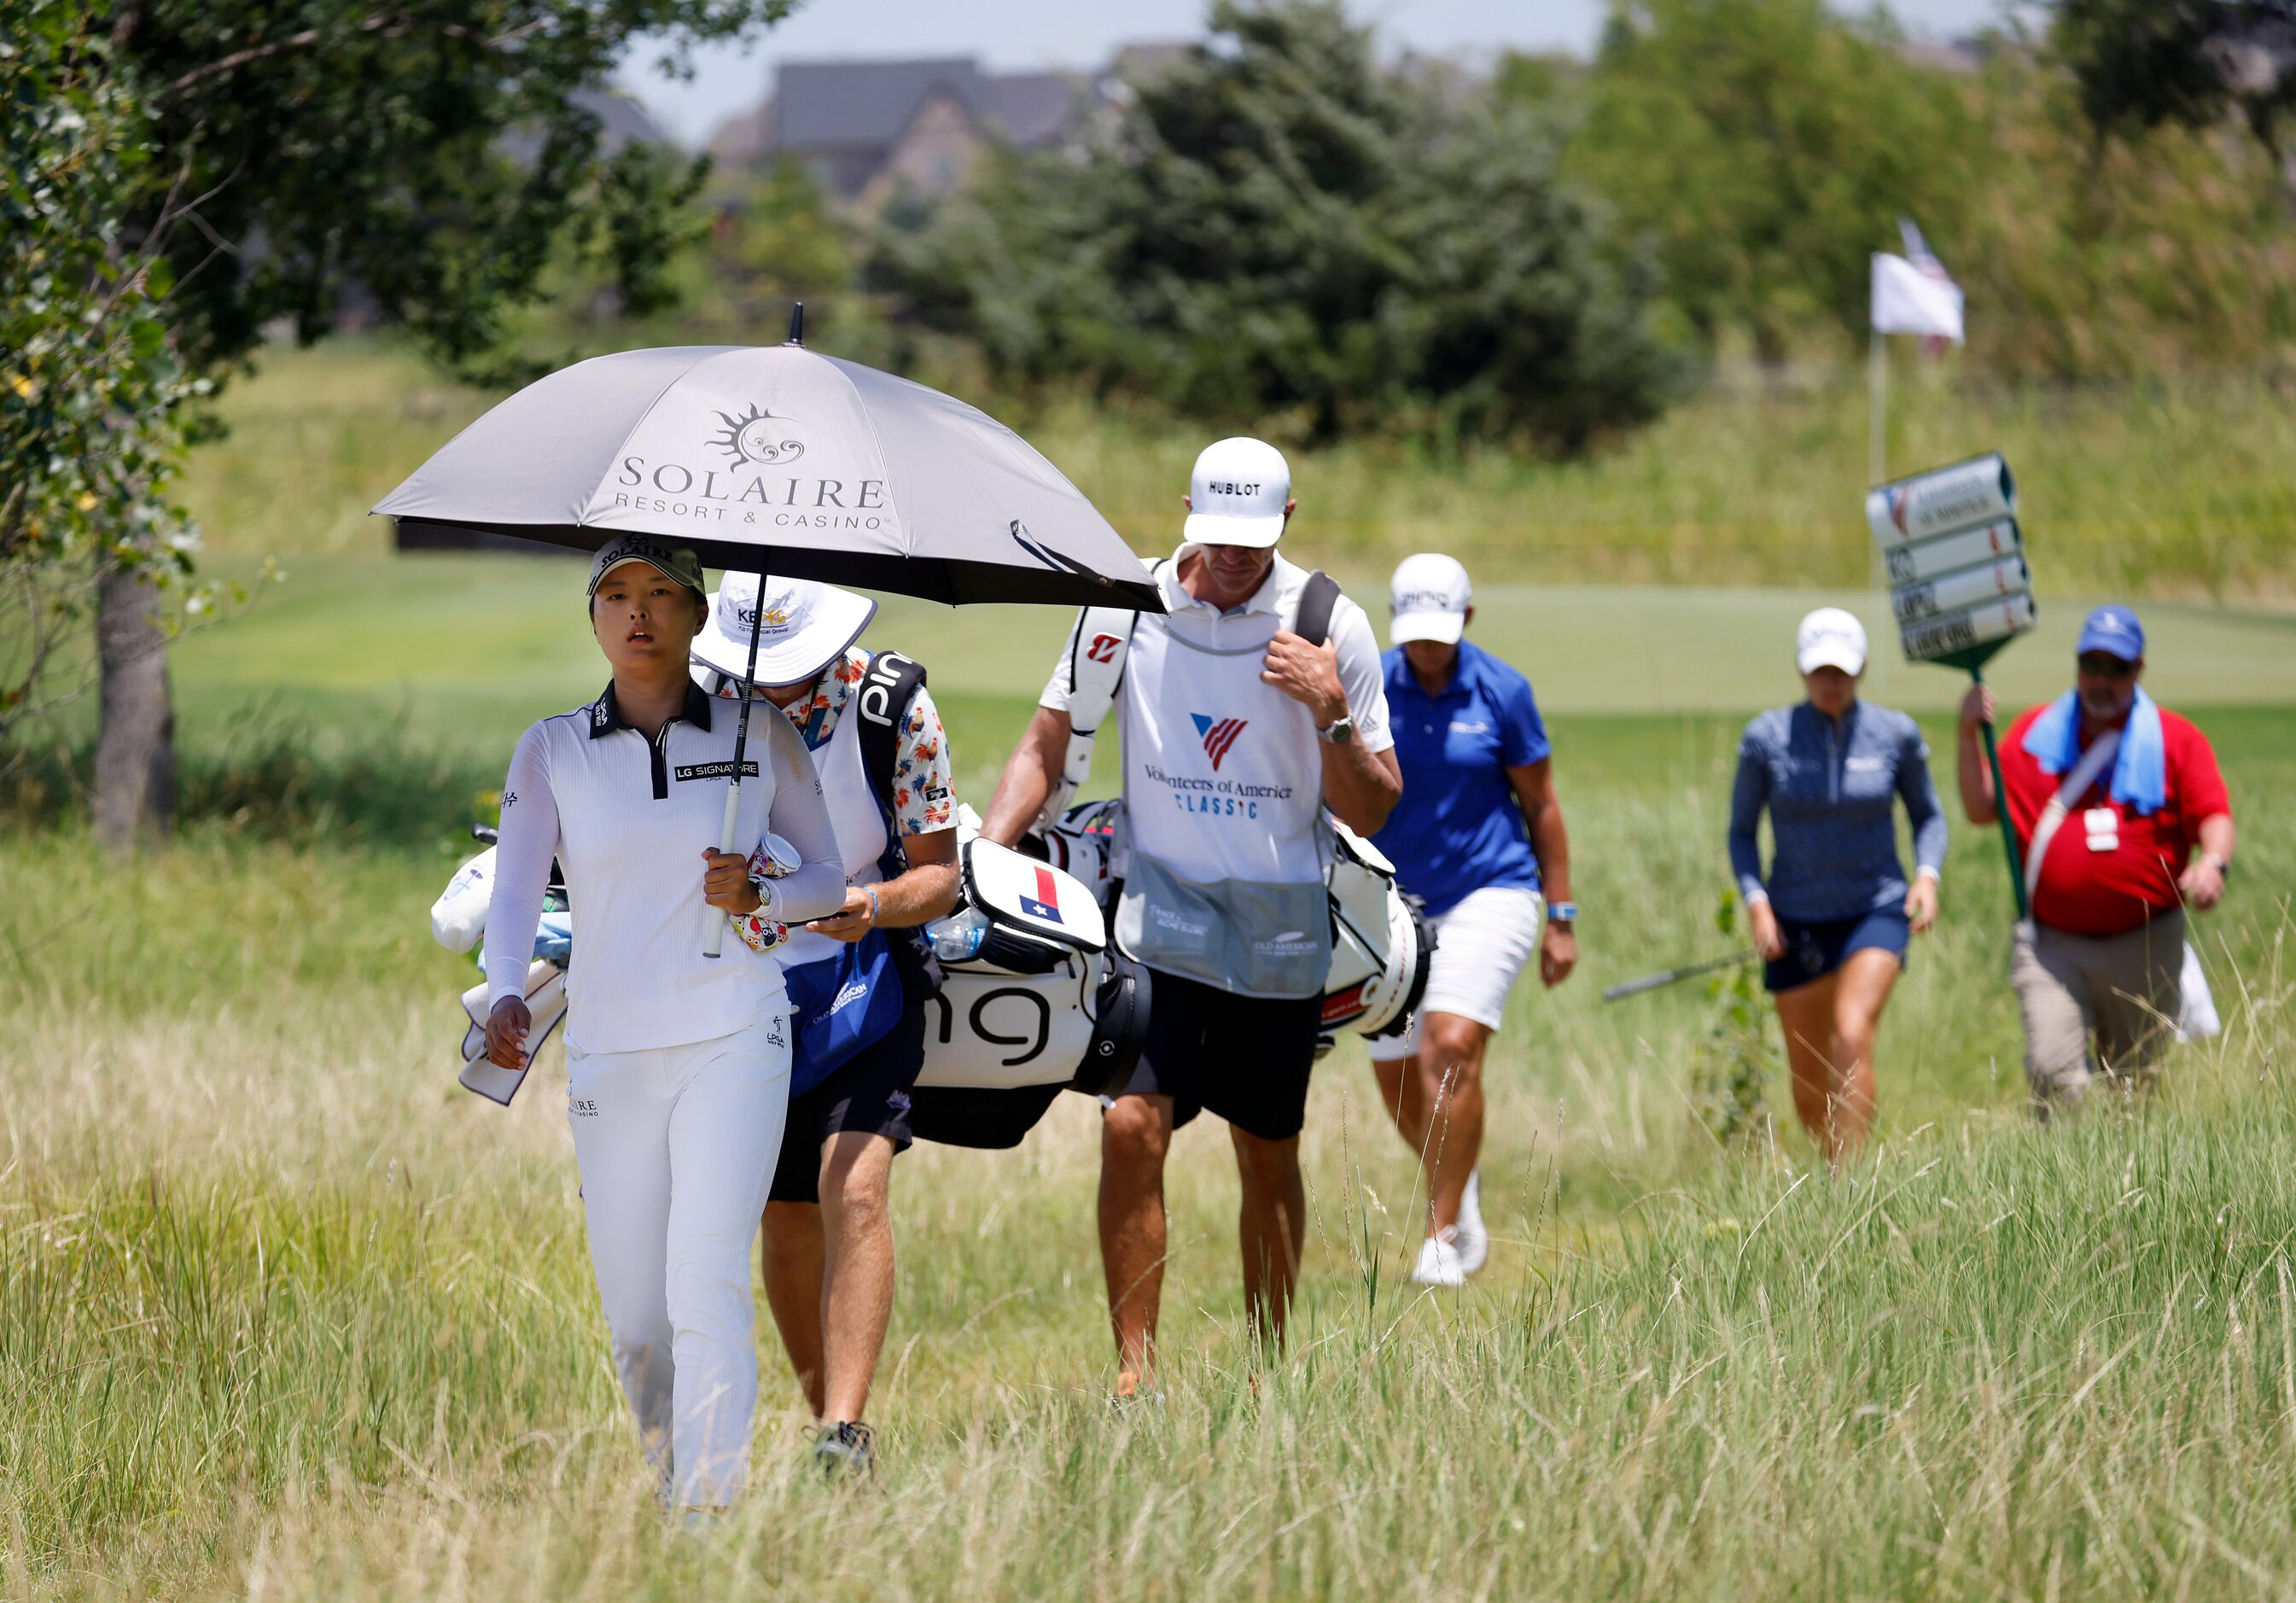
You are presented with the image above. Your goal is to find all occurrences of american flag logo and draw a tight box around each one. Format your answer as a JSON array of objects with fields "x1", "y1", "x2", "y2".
[{"x1": 1191, "y1": 713, "x2": 1248, "y2": 771}]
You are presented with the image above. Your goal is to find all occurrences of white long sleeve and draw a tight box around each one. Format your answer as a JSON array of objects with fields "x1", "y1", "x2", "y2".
[
  {"x1": 487, "y1": 686, "x2": 854, "y2": 1057},
  {"x1": 485, "y1": 722, "x2": 560, "y2": 1010},
  {"x1": 757, "y1": 708, "x2": 846, "y2": 924}
]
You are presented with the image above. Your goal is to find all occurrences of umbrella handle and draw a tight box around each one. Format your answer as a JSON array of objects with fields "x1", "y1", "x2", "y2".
[{"x1": 702, "y1": 780, "x2": 743, "y2": 959}]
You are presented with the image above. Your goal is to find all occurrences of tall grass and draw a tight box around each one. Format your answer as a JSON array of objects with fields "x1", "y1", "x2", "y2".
[
  {"x1": 184, "y1": 342, "x2": 2296, "y2": 603},
  {"x1": 3, "y1": 707, "x2": 2293, "y2": 1595}
]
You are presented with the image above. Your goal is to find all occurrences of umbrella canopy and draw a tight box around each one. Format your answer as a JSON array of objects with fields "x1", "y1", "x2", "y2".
[{"x1": 373, "y1": 341, "x2": 1160, "y2": 610}]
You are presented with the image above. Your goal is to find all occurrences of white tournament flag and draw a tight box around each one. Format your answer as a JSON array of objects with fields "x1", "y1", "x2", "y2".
[{"x1": 1871, "y1": 252, "x2": 1965, "y2": 343}]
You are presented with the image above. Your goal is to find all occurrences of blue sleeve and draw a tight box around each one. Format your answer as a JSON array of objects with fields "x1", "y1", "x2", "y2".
[
  {"x1": 1897, "y1": 717, "x2": 1949, "y2": 878},
  {"x1": 1728, "y1": 723, "x2": 1770, "y2": 902},
  {"x1": 1500, "y1": 676, "x2": 1551, "y2": 767}
]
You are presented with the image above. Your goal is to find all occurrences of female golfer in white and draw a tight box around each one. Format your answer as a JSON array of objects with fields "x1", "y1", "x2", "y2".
[{"x1": 482, "y1": 534, "x2": 844, "y2": 1512}]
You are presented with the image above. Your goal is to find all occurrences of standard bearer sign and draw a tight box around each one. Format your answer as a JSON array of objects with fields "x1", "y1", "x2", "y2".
[{"x1": 1866, "y1": 453, "x2": 2037, "y2": 669}]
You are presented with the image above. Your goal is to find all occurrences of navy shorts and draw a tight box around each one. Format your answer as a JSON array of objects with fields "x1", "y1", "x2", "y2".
[
  {"x1": 767, "y1": 1003, "x2": 926, "y2": 1205},
  {"x1": 1107, "y1": 970, "x2": 1321, "y2": 1142},
  {"x1": 1763, "y1": 906, "x2": 1910, "y2": 994}
]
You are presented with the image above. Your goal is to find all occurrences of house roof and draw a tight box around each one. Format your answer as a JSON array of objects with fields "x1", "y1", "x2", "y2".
[
  {"x1": 769, "y1": 57, "x2": 990, "y2": 150},
  {"x1": 988, "y1": 71, "x2": 1088, "y2": 149}
]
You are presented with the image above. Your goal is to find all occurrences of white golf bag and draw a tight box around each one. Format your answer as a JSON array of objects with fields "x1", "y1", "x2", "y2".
[{"x1": 916, "y1": 831, "x2": 1148, "y2": 1097}]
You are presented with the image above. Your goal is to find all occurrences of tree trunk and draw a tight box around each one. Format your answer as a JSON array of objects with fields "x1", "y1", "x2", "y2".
[{"x1": 92, "y1": 563, "x2": 175, "y2": 849}]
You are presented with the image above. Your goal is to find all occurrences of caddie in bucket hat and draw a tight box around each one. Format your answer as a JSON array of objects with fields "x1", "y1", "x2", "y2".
[
  {"x1": 977, "y1": 435, "x2": 1401, "y2": 1396},
  {"x1": 693, "y1": 572, "x2": 960, "y2": 1477},
  {"x1": 1956, "y1": 604, "x2": 2235, "y2": 1116}
]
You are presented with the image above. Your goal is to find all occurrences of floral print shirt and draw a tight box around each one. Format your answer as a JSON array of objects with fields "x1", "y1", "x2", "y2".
[{"x1": 708, "y1": 645, "x2": 956, "y2": 836}]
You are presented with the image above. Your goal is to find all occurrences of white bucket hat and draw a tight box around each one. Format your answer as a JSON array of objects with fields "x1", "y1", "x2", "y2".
[{"x1": 693, "y1": 573, "x2": 877, "y2": 689}]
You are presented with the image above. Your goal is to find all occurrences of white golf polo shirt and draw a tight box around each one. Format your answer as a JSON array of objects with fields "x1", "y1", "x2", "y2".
[
  {"x1": 486, "y1": 679, "x2": 844, "y2": 1055},
  {"x1": 1039, "y1": 544, "x2": 1394, "y2": 889}
]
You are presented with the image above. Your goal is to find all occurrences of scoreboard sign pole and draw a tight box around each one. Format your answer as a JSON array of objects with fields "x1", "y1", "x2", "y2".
[{"x1": 1866, "y1": 452, "x2": 2037, "y2": 918}]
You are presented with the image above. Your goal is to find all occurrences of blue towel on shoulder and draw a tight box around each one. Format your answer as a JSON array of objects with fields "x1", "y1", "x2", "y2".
[{"x1": 2021, "y1": 686, "x2": 2165, "y2": 815}]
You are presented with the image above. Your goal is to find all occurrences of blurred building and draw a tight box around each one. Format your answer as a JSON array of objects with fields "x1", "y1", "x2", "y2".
[{"x1": 709, "y1": 47, "x2": 1186, "y2": 213}]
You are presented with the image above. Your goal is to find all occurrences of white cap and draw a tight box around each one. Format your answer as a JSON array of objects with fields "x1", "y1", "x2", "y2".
[
  {"x1": 692, "y1": 574, "x2": 877, "y2": 689},
  {"x1": 1390, "y1": 553, "x2": 1471, "y2": 646},
  {"x1": 1796, "y1": 607, "x2": 1868, "y2": 675},
  {"x1": 1183, "y1": 436, "x2": 1291, "y2": 549}
]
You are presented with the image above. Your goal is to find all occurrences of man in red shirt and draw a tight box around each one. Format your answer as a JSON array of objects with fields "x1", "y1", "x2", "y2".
[{"x1": 1956, "y1": 605, "x2": 2235, "y2": 1115}]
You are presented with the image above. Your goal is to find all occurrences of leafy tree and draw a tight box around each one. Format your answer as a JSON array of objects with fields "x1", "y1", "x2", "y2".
[
  {"x1": 5, "y1": 0, "x2": 794, "y2": 846},
  {"x1": 1559, "y1": 0, "x2": 1982, "y2": 363},
  {"x1": 2055, "y1": 0, "x2": 2296, "y2": 159},
  {"x1": 873, "y1": 0, "x2": 1672, "y2": 450},
  {"x1": 2, "y1": 7, "x2": 206, "y2": 831}
]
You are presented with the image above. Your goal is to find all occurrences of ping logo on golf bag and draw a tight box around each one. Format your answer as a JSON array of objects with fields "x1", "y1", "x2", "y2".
[
  {"x1": 1192, "y1": 713, "x2": 1248, "y2": 771},
  {"x1": 923, "y1": 985, "x2": 1054, "y2": 1069},
  {"x1": 858, "y1": 650, "x2": 919, "y2": 726},
  {"x1": 1018, "y1": 866, "x2": 1064, "y2": 924}
]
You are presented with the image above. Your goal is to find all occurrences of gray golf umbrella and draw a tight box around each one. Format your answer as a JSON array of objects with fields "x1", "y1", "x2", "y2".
[
  {"x1": 377, "y1": 313, "x2": 1160, "y2": 959},
  {"x1": 372, "y1": 316, "x2": 1160, "y2": 611}
]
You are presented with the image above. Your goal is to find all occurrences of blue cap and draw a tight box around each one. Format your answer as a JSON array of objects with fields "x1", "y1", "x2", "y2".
[{"x1": 2076, "y1": 604, "x2": 2145, "y2": 662}]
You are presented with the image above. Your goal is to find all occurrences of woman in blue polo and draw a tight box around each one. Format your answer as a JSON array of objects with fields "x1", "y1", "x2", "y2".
[
  {"x1": 1728, "y1": 607, "x2": 1946, "y2": 1162},
  {"x1": 1369, "y1": 554, "x2": 1577, "y2": 1288}
]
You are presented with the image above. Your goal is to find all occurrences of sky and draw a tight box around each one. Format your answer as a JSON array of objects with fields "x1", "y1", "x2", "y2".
[{"x1": 612, "y1": 0, "x2": 2019, "y2": 149}]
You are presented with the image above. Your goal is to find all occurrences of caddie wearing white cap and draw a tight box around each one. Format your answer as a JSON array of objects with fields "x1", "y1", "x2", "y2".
[
  {"x1": 691, "y1": 574, "x2": 962, "y2": 1477},
  {"x1": 979, "y1": 436, "x2": 1401, "y2": 1395},
  {"x1": 1367, "y1": 554, "x2": 1577, "y2": 1285},
  {"x1": 481, "y1": 535, "x2": 848, "y2": 1512},
  {"x1": 1726, "y1": 607, "x2": 1948, "y2": 1162}
]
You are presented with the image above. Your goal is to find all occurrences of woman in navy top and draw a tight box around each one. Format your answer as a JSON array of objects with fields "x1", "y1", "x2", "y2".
[
  {"x1": 1728, "y1": 608, "x2": 1946, "y2": 1160},
  {"x1": 1369, "y1": 555, "x2": 1576, "y2": 1286}
]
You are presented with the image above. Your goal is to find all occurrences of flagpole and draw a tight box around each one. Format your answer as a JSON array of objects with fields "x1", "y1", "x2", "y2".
[
  {"x1": 1867, "y1": 325, "x2": 1889, "y2": 696},
  {"x1": 1868, "y1": 327, "x2": 1887, "y2": 487}
]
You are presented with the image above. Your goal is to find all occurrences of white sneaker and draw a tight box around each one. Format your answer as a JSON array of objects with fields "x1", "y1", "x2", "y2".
[
  {"x1": 1412, "y1": 1230, "x2": 1468, "y2": 1287},
  {"x1": 1454, "y1": 1169, "x2": 1489, "y2": 1276}
]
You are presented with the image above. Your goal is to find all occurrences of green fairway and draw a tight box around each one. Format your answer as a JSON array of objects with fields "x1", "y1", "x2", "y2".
[{"x1": 173, "y1": 551, "x2": 2296, "y2": 757}]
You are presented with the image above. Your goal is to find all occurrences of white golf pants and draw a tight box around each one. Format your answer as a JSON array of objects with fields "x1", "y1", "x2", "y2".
[{"x1": 564, "y1": 1010, "x2": 791, "y2": 1508}]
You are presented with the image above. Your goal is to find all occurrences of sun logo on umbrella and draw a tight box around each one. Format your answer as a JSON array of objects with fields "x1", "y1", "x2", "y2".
[{"x1": 710, "y1": 405, "x2": 806, "y2": 469}]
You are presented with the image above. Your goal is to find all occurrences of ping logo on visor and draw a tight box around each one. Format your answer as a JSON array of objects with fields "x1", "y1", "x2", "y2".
[
  {"x1": 1018, "y1": 866, "x2": 1064, "y2": 924},
  {"x1": 1192, "y1": 713, "x2": 1248, "y2": 772}
]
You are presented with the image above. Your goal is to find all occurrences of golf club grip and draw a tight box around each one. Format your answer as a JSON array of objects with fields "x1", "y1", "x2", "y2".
[{"x1": 701, "y1": 780, "x2": 743, "y2": 959}]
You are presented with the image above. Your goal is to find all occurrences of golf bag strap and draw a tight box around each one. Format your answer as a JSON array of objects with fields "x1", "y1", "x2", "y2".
[
  {"x1": 1293, "y1": 569, "x2": 1341, "y2": 648},
  {"x1": 855, "y1": 650, "x2": 929, "y2": 855}
]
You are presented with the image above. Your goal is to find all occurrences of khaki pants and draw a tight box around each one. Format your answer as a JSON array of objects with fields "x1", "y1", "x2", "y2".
[{"x1": 2009, "y1": 907, "x2": 2185, "y2": 1116}]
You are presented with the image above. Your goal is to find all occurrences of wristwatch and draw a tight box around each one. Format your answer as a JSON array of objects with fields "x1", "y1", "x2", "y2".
[
  {"x1": 2202, "y1": 852, "x2": 2232, "y2": 879},
  {"x1": 1318, "y1": 714, "x2": 1355, "y2": 744},
  {"x1": 1548, "y1": 901, "x2": 1578, "y2": 924}
]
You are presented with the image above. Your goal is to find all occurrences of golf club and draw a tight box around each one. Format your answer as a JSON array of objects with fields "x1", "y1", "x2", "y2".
[{"x1": 1602, "y1": 949, "x2": 1758, "y2": 1002}]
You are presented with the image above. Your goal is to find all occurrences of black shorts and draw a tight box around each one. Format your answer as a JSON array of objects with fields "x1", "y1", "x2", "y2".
[
  {"x1": 767, "y1": 1003, "x2": 926, "y2": 1205},
  {"x1": 1107, "y1": 970, "x2": 1321, "y2": 1141}
]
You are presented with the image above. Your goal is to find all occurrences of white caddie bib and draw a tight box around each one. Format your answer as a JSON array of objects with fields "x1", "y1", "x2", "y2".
[{"x1": 1115, "y1": 613, "x2": 1332, "y2": 997}]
